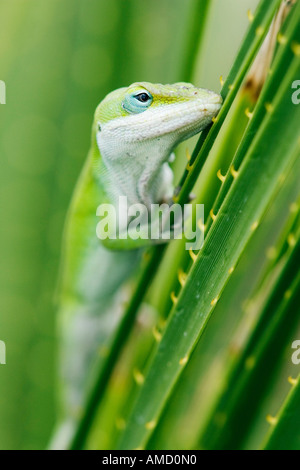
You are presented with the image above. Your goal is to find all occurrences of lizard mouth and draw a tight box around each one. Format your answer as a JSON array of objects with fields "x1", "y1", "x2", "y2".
[{"x1": 153, "y1": 97, "x2": 222, "y2": 139}]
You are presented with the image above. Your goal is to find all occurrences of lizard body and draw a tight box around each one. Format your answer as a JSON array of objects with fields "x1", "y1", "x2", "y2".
[{"x1": 56, "y1": 81, "x2": 222, "y2": 434}]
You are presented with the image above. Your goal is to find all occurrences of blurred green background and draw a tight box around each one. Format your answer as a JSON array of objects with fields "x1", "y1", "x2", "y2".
[{"x1": 0, "y1": 0, "x2": 261, "y2": 450}]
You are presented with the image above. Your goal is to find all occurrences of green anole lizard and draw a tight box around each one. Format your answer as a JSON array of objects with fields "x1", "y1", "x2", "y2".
[{"x1": 55, "y1": 82, "x2": 222, "y2": 443}]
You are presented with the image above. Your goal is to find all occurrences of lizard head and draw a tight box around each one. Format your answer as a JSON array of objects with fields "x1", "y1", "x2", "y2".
[
  {"x1": 94, "y1": 82, "x2": 222, "y2": 158},
  {"x1": 93, "y1": 82, "x2": 222, "y2": 206}
]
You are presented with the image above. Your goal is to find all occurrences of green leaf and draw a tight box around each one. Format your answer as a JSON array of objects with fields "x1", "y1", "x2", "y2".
[
  {"x1": 263, "y1": 375, "x2": 300, "y2": 450},
  {"x1": 118, "y1": 53, "x2": 300, "y2": 450},
  {"x1": 176, "y1": 0, "x2": 282, "y2": 204},
  {"x1": 198, "y1": 233, "x2": 300, "y2": 449}
]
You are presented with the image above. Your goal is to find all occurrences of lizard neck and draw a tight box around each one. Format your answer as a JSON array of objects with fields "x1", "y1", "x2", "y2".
[{"x1": 94, "y1": 136, "x2": 174, "y2": 209}]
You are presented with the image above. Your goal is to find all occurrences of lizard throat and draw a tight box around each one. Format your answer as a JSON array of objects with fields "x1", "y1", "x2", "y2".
[{"x1": 97, "y1": 143, "x2": 174, "y2": 209}]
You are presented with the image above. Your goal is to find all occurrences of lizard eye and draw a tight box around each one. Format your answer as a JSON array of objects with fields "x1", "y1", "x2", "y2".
[
  {"x1": 97, "y1": 123, "x2": 102, "y2": 132},
  {"x1": 122, "y1": 90, "x2": 153, "y2": 114},
  {"x1": 134, "y1": 92, "x2": 151, "y2": 103}
]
